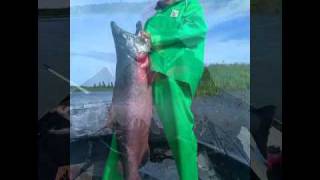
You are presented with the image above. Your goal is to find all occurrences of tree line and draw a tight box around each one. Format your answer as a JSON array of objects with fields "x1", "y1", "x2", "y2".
[{"x1": 93, "y1": 81, "x2": 114, "y2": 88}]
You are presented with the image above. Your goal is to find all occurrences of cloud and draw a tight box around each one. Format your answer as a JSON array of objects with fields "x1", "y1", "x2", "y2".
[
  {"x1": 71, "y1": 0, "x2": 150, "y2": 7},
  {"x1": 201, "y1": 0, "x2": 250, "y2": 64},
  {"x1": 202, "y1": 0, "x2": 250, "y2": 29},
  {"x1": 206, "y1": 16, "x2": 249, "y2": 41},
  {"x1": 70, "y1": 51, "x2": 117, "y2": 84},
  {"x1": 70, "y1": 0, "x2": 250, "y2": 83},
  {"x1": 71, "y1": 51, "x2": 116, "y2": 63},
  {"x1": 71, "y1": 55, "x2": 116, "y2": 84},
  {"x1": 205, "y1": 38, "x2": 250, "y2": 64}
]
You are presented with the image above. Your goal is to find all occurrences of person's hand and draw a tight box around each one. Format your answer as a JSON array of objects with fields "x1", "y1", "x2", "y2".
[
  {"x1": 140, "y1": 31, "x2": 151, "y2": 42},
  {"x1": 140, "y1": 31, "x2": 151, "y2": 52}
]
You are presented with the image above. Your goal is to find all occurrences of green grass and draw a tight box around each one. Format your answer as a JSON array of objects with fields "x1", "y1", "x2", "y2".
[{"x1": 195, "y1": 63, "x2": 250, "y2": 97}]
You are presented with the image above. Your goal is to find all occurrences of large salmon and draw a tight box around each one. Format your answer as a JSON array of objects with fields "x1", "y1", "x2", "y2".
[{"x1": 108, "y1": 21, "x2": 152, "y2": 180}]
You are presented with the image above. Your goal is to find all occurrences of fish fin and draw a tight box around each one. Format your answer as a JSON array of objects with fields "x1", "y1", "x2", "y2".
[{"x1": 135, "y1": 21, "x2": 143, "y2": 35}]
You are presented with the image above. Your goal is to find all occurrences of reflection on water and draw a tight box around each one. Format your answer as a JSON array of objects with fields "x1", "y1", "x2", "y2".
[
  {"x1": 71, "y1": 91, "x2": 113, "y2": 106},
  {"x1": 70, "y1": 91, "x2": 113, "y2": 139}
]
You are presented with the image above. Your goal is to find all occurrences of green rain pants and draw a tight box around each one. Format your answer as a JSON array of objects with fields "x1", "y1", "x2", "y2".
[
  {"x1": 103, "y1": 74, "x2": 198, "y2": 180},
  {"x1": 152, "y1": 75, "x2": 198, "y2": 180},
  {"x1": 102, "y1": 134, "x2": 123, "y2": 180}
]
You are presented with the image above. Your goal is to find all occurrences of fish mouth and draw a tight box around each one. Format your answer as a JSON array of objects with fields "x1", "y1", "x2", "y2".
[
  {"x1": 110, "y1": 21, "x2": 150, "y2": 61},
  {"x1": 110, "y1": 21, "x2": 135, "y2": 42},
  {"x1": 110, "y1": 21, "x2": 122, "y2": 35}
]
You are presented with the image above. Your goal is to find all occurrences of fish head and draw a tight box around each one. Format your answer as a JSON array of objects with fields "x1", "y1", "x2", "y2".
[{"x1": 110, "y1": 21, "x2": 150, "y2": 65}]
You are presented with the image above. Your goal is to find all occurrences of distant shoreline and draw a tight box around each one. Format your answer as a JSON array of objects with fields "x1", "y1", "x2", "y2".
[
  {"x1": 70, "y1": 63, "x2": 250, "y2": 95},
  {"x1": 70, "y1": 86, "x2": 113, "y2": 93}
]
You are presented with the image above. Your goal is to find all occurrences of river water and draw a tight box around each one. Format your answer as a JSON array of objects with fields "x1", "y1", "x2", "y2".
[{"x1": 70, "y1": 91, "x2": 113, "y2": 139}]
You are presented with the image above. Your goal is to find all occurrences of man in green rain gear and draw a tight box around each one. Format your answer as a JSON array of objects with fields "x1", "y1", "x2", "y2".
[{"x1": 103, "y1": 0, "x2": 207, "y2": 179}]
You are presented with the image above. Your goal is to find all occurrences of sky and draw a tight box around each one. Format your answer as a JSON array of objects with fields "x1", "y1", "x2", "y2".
[{"x1": 71, "y1": 0, "x2": 250, "y2": 84}]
